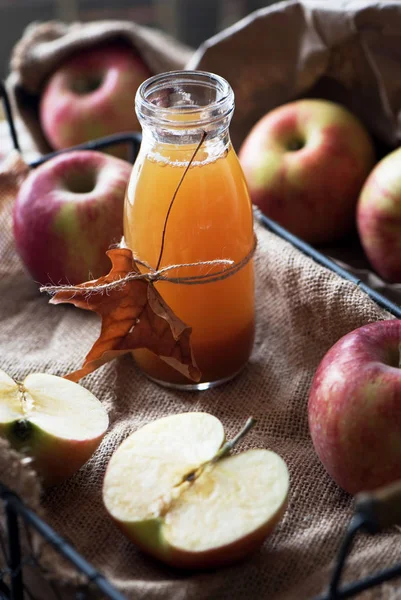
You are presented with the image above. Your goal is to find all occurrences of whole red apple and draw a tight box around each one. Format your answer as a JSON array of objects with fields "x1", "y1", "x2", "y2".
[
  {"x1": 308, "y1": 319, "x2": 401, "y2": 495},
  {"x1": 239, "y1": 99, "x2": 375, "y2": 244},
  {"x1": 13, "y1": 150, "x2": 131, "y2": 285},
  {"x1": 357, "y1": 147, "x2": 401, "y2": 283},
  {"x1": 39, "y1": 43, "x2": 151, "y2": 151}
]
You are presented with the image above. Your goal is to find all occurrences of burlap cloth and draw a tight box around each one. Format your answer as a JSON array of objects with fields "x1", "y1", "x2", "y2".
[
  {"x1": 2, "y1": 1, "x2": 401, "y2": 598},
  {"x1": 0, "y1": 151, "x2": 398, "y2": 600}
]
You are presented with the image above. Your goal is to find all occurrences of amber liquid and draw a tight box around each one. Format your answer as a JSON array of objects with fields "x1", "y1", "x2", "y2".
[{"x1": 124, "y1": 142, "x2": 255, "y2": 387}]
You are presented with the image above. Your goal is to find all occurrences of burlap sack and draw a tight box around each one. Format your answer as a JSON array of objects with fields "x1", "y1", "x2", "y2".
[
  {"x1": 0, "y1": 151, "x2": 398, "y2": 599},
  {"x1": 7, "y1": 20, "x2": 193, "y2": 154},
  {"x1": 189, "y1": 0, "x2": 401, "y2": 311},
  {"x1": 189, "y1": 0, "x2": 401, "y2": 152},
  {"x1": 2, "y1": 1, "x2": 401, "y2": 597}
]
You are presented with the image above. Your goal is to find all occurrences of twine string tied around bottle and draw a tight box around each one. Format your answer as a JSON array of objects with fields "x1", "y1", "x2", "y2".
[{"x1": 40, "y1": 234, "x2": 257, "y2": 296}]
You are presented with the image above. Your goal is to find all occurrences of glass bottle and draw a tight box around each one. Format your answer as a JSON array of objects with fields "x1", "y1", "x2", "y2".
[{"x1": 124, "y1": 71, "x2": 255, "y2": 390}]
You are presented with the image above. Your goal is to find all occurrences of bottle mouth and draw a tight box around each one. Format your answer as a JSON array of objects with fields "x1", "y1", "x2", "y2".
[{"x1": 136, "y1": 70, "x2": 234, "y2": 129}]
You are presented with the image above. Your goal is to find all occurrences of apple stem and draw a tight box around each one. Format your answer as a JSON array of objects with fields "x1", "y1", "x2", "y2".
[
  {"x1": 211, "y1": 417, "x2": 256, "y2": 464},
  {"x1": 181, "y1": 418, "x2": 256, "y2": 486}
]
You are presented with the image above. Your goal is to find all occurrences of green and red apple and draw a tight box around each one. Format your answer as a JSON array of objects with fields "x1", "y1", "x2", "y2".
[
  {"x1": 103, "y1": 412, "x2": 289, "y2": 569},
  {"x1": 0, "y1": 369, "x2": 108, "y2": 486},
  {"x1": 308, "y1": 319, "x2": 401, "y2": 495},
  {"x1": 239, "y1": 99, "x2": 375, "y2": 244},
  {"x1": 357, "y1": 147, "x2": 401, "y2": 283},
  {"x1": 40, "y1": 43, "x2": 151, "y2": 152},
  {"x1": 13, "y1": 149, "x2": 131, "y2": 285}
]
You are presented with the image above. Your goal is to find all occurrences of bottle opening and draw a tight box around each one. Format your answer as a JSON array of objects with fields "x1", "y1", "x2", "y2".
[{"x1": 136, "y1": 70, "x2": 234, "y2": 129}]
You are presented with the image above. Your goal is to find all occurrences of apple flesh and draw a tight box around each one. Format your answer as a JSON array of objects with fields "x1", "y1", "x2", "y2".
[
  {"x1": 308, "y1": 320, "x2": 401, "y2": 495},
  {"x1": 0, "y1": 369, "x2": 108, "y2": 486},
  {"x1": 239, "y1": 99, "x2": 375, "y2": 244},
  {"x1": 357, "y1": 147, "x2": 401, "y2": 282},
  {"x1": 103, "y1": 412, "x2": 289, "y2": 569},
  {"x1": 40, "y1": 43, "x2": 151, "y2": 152},
  {"x1": 13, "y1": 150, "x2": 132, "y2": 285}
]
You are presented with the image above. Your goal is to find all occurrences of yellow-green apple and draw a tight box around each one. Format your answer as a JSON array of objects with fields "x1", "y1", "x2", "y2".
[
  {"x1": 13, "y1": 150, "x2": 131, "y2": 285},
  {"x1": 308, "y1": 320, "x2": 401, "y2": 495},
  {"x1": 357, "y1": 147, "x2": 401, "y2": 282},
  {"x1": 239, "y1": 99, "x2": 375, "y2": 244},
  {"x1": 103, "y1": 412, "x2": 289, "y2": 569},
  {"x1": 0, "y1": 368, "x2": 108, "y2": 486},
  {"x1": 40, "y1": 43, "x2": 151, "y2": 152}
]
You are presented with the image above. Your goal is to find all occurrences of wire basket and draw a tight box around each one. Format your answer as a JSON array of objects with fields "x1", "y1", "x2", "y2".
[{"x1": 1, "y1": 80, "x2": 401, "y2": 600}]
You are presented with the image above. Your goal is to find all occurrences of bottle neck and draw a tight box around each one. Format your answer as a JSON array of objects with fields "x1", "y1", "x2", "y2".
[
  {"x1": 140, "y1": 126, "x2": 231, "y2": 163},
  {"x1": 135, "y1": 70, "x2": 234, "y2": 157}
]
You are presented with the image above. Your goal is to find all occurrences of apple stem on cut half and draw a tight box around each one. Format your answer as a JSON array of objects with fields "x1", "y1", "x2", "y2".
[
  {"x1": 155, "y1": 417, "x2": 256, "y2": 517},
  {"x1": 184, "y1": 417, "x2": 256, "y2": 483},
  {"x1": 210, "y1": 417, "x2": 256, "y2": 464},
  {"x1": 103, "y1": 413, "x2": 291, "y2": 569}
]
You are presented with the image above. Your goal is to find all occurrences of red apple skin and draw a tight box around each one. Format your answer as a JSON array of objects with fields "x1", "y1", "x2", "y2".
[
  {"x1": 113, "y1": 495, "x2": 288, "y2": 570},
  {"x1": 357, "y1": 148, "x2": 401, "y2": 283},
  {"x1": 308, "y1": 320, "x2": 401, "y2": 495},
  {"x1": 40, "y1": 44, "x2": 151, "y2": 151},
  {"x1": 3, "y1": 420, "x2": 106, "y2": 487},
  {"x1": 239, "y1": 99, "x2": 375, "y2": 244},
  {"x1": 13, "y1": 150, "x2": 131, "y2": 285}
]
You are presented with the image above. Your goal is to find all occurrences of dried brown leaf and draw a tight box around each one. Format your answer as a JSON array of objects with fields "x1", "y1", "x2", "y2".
[{"x1": 51, "y1": 248, "x2": 201, "y2": 383}]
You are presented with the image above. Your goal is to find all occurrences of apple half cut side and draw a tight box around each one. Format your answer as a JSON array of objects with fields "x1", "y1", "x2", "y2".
[
  {"x1": 103, "y1": 412, "x2": 289, "y2": 570},
  {"x1": 0, "y1": 369, "x2": 109, "y2": 487}
]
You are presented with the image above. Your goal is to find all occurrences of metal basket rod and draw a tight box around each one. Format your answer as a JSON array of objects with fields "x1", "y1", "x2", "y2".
[
  {"x1": 0, "y1": 80, "x2": 141, "y2": 166},
  {"x1": 326, "y1": 515, "x2": 365, "y2": 598},
  {"x1": 0, "y1": 483, "x2": 126, "y2": 600},
  {"x1": 333, "y1": 561, "x2": 401, "y2": 599},
  {"x1": 256, "y1": 210, "x2": 401, "y2": 319},
  {"x1": 29, "y1": 132, "x2": 142, "y2": 168},
  {"x1": 0, "y1": 81, "x2": 20, "y2": 152},
  {"x1": 3, "y1": 72, "x2": 401, "y2": 600},
  {"x1": 5, "y1": 500, "x2": 22, "y2": 600}
]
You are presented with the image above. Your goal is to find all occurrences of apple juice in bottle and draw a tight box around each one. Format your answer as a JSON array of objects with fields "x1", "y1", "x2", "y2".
[{"x1": 124, "y1": 71, "x2": 255, "y2": 390}]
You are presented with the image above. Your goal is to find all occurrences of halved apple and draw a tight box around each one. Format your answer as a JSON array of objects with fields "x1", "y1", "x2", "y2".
[
  {"x1": 0, "y1": 369, "x2": 108, "y2": 486},
  {"x1": 103, "y1": 412, "x2": 289, "y2": 569}
]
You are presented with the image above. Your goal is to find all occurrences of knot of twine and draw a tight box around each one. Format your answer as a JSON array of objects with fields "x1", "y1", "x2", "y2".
[{"x1": 40, "y1": 235, "x2": 257, "y2": 296}]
